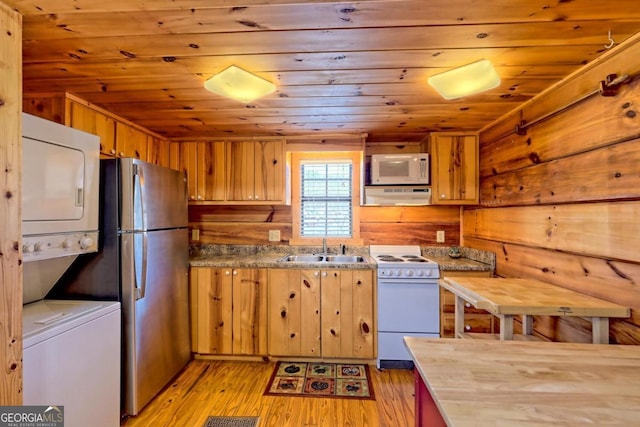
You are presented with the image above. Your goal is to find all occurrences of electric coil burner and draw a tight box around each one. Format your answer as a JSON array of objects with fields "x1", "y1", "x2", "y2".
[{"x1": 370, "y1": 245, "x2": 440, "y2": 369}]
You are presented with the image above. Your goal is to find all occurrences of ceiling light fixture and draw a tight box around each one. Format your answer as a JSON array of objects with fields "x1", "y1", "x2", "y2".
[
  {"x1": 204, "y1": 65, "x2": 276, "y2": 103},
  {"x1": 428, "y1": 59, "x2": 501, "y2": 100}
]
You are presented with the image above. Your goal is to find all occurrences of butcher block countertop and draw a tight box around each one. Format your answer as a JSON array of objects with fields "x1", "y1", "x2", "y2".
[
  {"x1": 404, "y1": 337, "x2": 640, "y2": 426},
  {"x1": 440, "y1": 277, "x2": 629, "y2": 318}
]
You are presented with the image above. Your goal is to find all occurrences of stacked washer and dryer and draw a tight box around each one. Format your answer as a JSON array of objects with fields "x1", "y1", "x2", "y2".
[{"x1": 21, "y1": 113, "x2": 121, "y2": 427}]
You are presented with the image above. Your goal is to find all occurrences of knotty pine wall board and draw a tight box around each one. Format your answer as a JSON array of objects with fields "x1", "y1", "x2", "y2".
[
  {"x1": 463, "y1": 202, "x2": 640, "y2": 263},
  {"x1": 479, "y1": 137, "x2": 640, "y2": 206}
]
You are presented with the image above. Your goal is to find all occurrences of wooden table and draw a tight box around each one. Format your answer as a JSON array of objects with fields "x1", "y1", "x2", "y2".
[
  {"x1": 405, "y1": 337, "x2": 640, "y2": 427},
  {"x1": 440, "y1": 277, "x2": 629, "y2": 344}
]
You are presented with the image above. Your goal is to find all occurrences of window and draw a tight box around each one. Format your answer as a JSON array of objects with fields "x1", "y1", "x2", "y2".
[
  {"x1": 290, "y1": 151, "x2": 362, "y2": 245},
  {"x1": 300, "y1": 161, "x2": 352, "y2": 237}
]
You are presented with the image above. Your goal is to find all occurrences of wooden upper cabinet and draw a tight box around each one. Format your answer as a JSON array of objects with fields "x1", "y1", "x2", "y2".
[
  {"x1": 177, "y1": 141, "x2": 225, "y2": 202},
  {"x1": 227, "y1": 140, "x2": 285, "y2": 203},
  {"x1": 116, "y1": 121, "x2": 148, "y2": 160},
  {"x1": 146, "y1": 135, "x2": 171, "y2": 168},
  {"x1": 67, "y1": 101, "x2": 117, "y2": 157},
  {"x1": 199, "y1": 141, "x2": 226, "y2": 201},
  {"x1": 430, "y1": 132, "x2": 479, "y2": 205}
]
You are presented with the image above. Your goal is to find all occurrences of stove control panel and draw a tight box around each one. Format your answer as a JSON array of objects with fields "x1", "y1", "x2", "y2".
[{"x1": 378, "y1": 267, "x2": 439, "y2": 280}]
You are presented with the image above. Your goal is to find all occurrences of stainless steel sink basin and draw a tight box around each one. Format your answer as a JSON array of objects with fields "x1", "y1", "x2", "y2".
[
  {"x1": 324, "y1": 255, "x2": 365, "y2": 263},
  {"x1": 278, "y1": 255, "x2": 325, "y2": 262},
  {"x1": 277, "y1": 254, "x2": 366, "y2": 263}
]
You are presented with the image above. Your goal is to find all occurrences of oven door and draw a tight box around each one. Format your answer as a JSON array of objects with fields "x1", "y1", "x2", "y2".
[{"x1": 377, "y1": 279, "x2": 440, "y2": 334}]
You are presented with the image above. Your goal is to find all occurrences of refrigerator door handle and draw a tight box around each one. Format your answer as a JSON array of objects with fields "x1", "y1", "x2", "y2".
[
  {"x1": 134, "y1": 232, "x2": 148, "y2": 300},
  {"x1": 133, "y1": 164, "x2": 146, "y2": 231}
]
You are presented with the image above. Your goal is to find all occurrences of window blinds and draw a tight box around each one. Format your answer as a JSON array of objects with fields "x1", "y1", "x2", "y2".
[{"x1": 300, "y1": 161, "x2": 352, "y2": 237}]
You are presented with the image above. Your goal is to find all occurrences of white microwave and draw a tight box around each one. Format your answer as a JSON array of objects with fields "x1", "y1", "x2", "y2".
[{"x1": 370, "y1": 153, "x2": 429, "y2": 185}]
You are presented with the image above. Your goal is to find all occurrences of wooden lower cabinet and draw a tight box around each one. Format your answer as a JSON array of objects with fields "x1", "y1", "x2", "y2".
[
  {"x1": 268, "y1": 269, "x2": 321, "y2": 357},
  {"x1": 268, "y1": 268, "x2": 375, "y2": 359},
  {"x1": 440, "y1": 270, "x2": 493, "y2": 338},
  {"x1": 190, "y1": 267, "x2": 267, "y2": 355}
]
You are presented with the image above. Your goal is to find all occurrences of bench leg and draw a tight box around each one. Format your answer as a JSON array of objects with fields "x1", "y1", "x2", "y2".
[
  {"x1": 592, "y1": 317, "x2": 610, "y2": 344},
  {"x1": 454, "y1": 295, "x2": 465, "y2": 338},
  {"x1": 522, "y1": 315, "x2": 534, "y2": 336},
  {"x1": 499, "y1": 315, "x2": 514, "y2": 340}
]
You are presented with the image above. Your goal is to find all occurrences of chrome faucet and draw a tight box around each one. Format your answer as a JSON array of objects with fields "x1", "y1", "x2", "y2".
[{"x1": 322, "y1": 238, "x2": 327, "y2": 254}]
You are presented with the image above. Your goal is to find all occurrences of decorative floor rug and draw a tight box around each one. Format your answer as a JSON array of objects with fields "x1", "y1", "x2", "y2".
[
  {"x1": 202, "y1": 416, "x2": 260, "y2": 427},
  {"x1": 264, "y1": 362, "x2": 375, "y2": 399}
]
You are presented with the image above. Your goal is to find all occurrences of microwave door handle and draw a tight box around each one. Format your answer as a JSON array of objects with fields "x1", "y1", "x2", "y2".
[
  {"x1": 133, "y1": 232, "x2": 148, "y2": 300},
  {"x1": 133, "y1": 164, "x2": 146, "y2": 231}
]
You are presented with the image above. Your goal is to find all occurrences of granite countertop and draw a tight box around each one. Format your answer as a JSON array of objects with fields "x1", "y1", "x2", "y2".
[
  {"x1": 189, "y1": 245, "x2": 494, "y2": 272},
  {"x1": 189, "y1": 252, "x2": 377, "y2": 269}
]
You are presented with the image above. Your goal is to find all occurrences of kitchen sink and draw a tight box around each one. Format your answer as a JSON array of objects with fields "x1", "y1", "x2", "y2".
[
  {"x1": 277, "y1": 254, "x2": 366, "y2": 263},
  {"x1": 324, "y1": 255, "x2": 365, "y2": 263},
  {"x1": 278, "y1": 255, "x2": 325, "y2": 262}
]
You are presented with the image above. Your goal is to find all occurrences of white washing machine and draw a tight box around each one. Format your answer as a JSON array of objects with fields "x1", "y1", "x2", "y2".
[{"x1": 23, "y1": 299, "x2": 121, "y2": 427}]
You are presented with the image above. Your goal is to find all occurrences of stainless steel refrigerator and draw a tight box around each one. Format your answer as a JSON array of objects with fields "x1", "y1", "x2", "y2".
[{"x1": 48, "y1": 158, "x2": 191, "y2": 416}]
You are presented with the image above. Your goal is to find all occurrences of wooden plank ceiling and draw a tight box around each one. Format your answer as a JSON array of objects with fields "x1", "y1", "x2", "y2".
[{"x1": 6, "y1": 0, "x2": 640, "y2": 142}]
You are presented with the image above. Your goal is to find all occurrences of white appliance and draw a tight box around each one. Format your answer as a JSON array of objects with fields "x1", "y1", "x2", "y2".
[
  {"x1": 23, "y1": 300, "x2": 120, "y2": 427},
  {"x1": 371, "y1": 245, "x2": 440, "y2": 369},
  {"x1": 370, "y1": 153, "x2": 429, "y2": 185},
  {"x1": 22, "y1": 113, "x2": 121, "y2": 427},
  {"x1": 365, "y1": 185, "x2": 431, "y2": 205}
]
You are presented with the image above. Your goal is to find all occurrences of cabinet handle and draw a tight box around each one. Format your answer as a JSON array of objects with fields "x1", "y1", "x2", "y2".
[
  {"x1": 247, "y1": 195, "x2": 253, "y2": 200},
  {"x1": 313, "y1": 271, "x2": 320, "y2": 277},
  {"x1": 441, "y1": 194, "x2": 446, "y2": 198},
  {"x1": 465, "y1": 302, "x2": 471, "y2": 308},
  {"x1": 254, "y1": 195, "x2": 259, "y2": 199},
  {"x1": 119, "y1": 152, "x2": 125, "y2": 156},
  {"x1": 197, "y1": 195, "x2": 202, "y2": 200},
  {"x1": 465, "y1": 325, "x2": 471, "y2": 331},
  {"x1": 225, "y1": 271, "x2": 231, "y2": 276},
  {"x1": 190, "y1": 195, "x2": 196, "y2": 200},
  {"x1": 233, "y1": 270, "x2": 238, "y2": 276},
  {"x1": 321, "y1": 272, "x2": 327, "y2": 277},
  {"x1": 110, "y1": 149, "x2": 116, "y2": 154}
]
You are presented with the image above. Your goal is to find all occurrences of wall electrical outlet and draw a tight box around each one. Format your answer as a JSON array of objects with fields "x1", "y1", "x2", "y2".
[
  {"x1": 191, "y1": 228, "x2": 200, "y2": 241},
  {"x1": 268, "y1": 230, "x2": 281, "y2": 242},
  {"x1": 436, "y1": 230, "x2": 445, "y2": 243}
]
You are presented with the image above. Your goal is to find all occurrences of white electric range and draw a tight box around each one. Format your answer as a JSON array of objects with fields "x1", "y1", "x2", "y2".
[{"x1": 370, "y1": 245, "x2": 441, "y2": 369}]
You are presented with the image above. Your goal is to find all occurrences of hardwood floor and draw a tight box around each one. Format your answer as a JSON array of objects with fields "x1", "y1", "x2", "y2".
[{"x1": 121, "y1": 360, "x2": 415, "y2": 427}]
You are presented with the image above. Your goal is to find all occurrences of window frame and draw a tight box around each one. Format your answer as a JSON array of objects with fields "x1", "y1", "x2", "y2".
[{"x1": 290, "y1": 151, "x2": 363, "y2": 246}]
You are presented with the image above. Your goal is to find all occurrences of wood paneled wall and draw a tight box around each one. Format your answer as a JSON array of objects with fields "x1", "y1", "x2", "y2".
[
  {"x1": 0, "y1": 1, "x2": 22, "y2": 405},
  {"x1": 189, "y1": 204, "x2": 461, "y2": 246},
  {"x1": 466, "y1": 32, "x2": 640, "y2": 345}
]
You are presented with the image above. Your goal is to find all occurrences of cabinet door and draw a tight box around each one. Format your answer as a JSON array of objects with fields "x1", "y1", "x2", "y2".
[
  {"x1": 268, "y1": 269, "x2": 321, "y2": 357},
  {"x1": 178, "y1": 142, "x2": 199, "y2": 201},
  {"x1": 116, "y1": 121, "x2": 148, "y2": 160},
  {"x1": 68, "y1": 101, "x2": 117, "y2": 157},
  {"x1": 254, "y1": 140, "x2": 285, "y2": 202},
  {"x1": 198, "y1": 141, "x2": 226, "y2": 201},
  {"x1": 192, "y1": 268, "x2": 233, "y2": 354},
  {"x1": 232, "y1": 268, "x2": 268, "y2": 355},
  {"x1": 226, "y1": 141, "x2": 255, "y2": 201},
  {"x1": 147, "y1": 135, "x2": 171, "y2": 167},
  {"x1": 321, "y1": 269, "x2": 375, "y2": 358},
  {"x1": 431, "y1": 133, "x2": 478, "y2": 204}
]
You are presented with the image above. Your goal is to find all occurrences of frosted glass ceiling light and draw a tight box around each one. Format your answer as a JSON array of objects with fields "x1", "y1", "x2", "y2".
[
  {"x1": 428, "y1": 59, "x2": 501, "y2": 100},
  {"x1": 204, "y1": 65, "x2": 276, "y2": 103}
]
